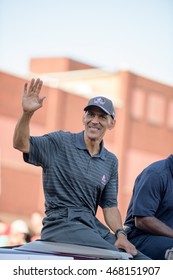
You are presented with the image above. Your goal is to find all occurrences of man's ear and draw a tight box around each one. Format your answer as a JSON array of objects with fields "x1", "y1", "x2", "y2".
[{"x1": 108, "y1": 118, "x2": 116, "y2": 130}]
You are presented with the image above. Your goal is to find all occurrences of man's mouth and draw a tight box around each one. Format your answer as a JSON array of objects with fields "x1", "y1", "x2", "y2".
[{"x1": 88, "y1": 126, "x2": 100, "y2": 130}]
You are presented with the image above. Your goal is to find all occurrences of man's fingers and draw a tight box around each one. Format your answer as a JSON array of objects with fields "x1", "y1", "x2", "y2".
[
  {"x1": 36, "y1": 79, "x2": 43, "y2": 94},
  {"x1": 28, "y1": 78, "x2": 35, "y2": 94},
  {"x1": 24, "y1": 83, "x2": 28, "y2": 95},
  {"x1": 32, "y1": 78, "x2": 43, "y2": 94},
  {"x1": 25, "y1": 78, "x2": 43, "y2": 95},
  {"x1": 39, "y1": 96, "x2": 46, "y2": 105},
  {"x1": 126, "y1": 244, "x2": 137, "y2": 256}
]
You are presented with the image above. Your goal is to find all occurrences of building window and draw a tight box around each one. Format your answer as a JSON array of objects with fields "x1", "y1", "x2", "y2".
[
  {"x1": 147, "y1": 92, "x2": 165, "y2": 126},
  {"x1": 130, "y1": 88, "x2": 145, "y2": 120}
]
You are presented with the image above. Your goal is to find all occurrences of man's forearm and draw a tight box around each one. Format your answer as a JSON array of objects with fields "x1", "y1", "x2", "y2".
[
  {"x1": 103, "y1": 207, "x2": 123, "y2": 233},
  {"x1": 135, "y1": 216, "x2": 173, "y2": 238},
  {"x1": 13, "y1": 112, "x2": 33, "y2": 153}
]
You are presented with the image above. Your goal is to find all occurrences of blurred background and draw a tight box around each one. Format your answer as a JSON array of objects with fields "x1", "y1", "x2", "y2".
[{"x1": 0, "y1": 0, "x2": 173, "y2": 245}]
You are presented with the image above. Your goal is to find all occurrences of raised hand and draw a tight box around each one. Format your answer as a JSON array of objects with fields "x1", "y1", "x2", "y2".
[{"x1": 22, "y1": 78, "x2": 45, "y2": 113}]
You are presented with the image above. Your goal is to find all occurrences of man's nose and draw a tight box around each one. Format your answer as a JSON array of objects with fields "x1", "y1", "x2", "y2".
[{"x1": 91, "y1": 114, "x2": 100, "y2": 123}]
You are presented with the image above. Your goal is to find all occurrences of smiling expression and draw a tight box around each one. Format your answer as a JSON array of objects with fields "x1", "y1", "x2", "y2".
[{"x1": 83, "y1": 106, "x2": 115, "y2": 142}]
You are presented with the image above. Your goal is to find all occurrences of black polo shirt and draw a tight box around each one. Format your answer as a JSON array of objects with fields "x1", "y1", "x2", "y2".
[{"x1": 24, "y1": 131, "x2": 118, "y2": 215}]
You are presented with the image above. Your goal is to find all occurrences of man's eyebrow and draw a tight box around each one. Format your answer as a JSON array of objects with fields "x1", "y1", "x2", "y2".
[{"x1": 87, "y1": 111, "x2": 108, "y2": 118}]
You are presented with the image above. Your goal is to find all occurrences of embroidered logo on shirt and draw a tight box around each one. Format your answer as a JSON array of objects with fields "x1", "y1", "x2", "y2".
[{"x1": 101, "y1": 175, "x2": 107, "y2": 185}]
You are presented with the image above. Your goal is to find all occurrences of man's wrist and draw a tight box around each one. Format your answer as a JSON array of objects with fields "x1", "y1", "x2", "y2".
[{"x1": 115, "y1": 228, "x2": 127, "y2": 237}]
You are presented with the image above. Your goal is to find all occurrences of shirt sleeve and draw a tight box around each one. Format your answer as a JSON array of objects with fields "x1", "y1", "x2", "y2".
[
  {"x1": 132, "y1": 170, "x2": 162, "y2": 217},
  {"x1": 99, "y1": 158, "x2": 118, "y2": 208},
  {"x1": 23, "y1": 131, "x2": 63, "y2": 168}
]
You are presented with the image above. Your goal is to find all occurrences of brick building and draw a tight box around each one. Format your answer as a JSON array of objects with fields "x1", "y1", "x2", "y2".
[{"x1": 0, "y1": 57, "x2": 173, "y2": 225}]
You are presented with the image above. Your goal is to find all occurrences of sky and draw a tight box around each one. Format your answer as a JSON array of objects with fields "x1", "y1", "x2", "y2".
[{"x1": 0, "y1": 0, "x2": 173, "y2": 86}]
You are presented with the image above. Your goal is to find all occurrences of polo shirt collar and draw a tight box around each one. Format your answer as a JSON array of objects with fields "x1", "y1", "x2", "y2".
[{"x1": 75, "y1": 131, "x2": 106, "y2": 159}]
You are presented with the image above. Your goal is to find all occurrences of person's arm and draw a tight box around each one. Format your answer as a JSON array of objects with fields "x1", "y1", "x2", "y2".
[
  {"x1": 103, "y1": 207, "x2": 137, "y2": 256},
  {"x1": 135, "y1": 216, "x2": 173, "y2": 238},
  {"x1": 13, "y1": 78, "x2": 45, "y2": 153},
  {"x1": 13, "y1": 112, "x2": 33, "y2": 153}
]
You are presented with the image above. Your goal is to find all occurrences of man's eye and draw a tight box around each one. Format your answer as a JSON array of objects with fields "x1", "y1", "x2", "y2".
[{"x1": 88, "y1": 112, "x2": 94, "y2": 116}]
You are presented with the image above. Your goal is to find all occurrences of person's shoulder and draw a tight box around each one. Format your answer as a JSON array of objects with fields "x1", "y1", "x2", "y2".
[
  {"x1": 146, "y1": 157, "x2": 169, "y2": 172},
  {"x1": 40, "y1": 131, "x2": 74, "y2": 146},
  {"x1": 104, "y1": 148, "x2": 118, "y2": 162},
  {"x1": 140, "y1": 156, "x2": 171, "y2": 178},
  {"x1": 46, "y1": 130, "x2": 73, "y2": 138}
]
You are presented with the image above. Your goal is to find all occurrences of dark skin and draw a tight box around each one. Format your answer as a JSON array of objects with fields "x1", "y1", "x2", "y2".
[{"x1": 135, "y1": 216, "x2": 173, "y2": 238}]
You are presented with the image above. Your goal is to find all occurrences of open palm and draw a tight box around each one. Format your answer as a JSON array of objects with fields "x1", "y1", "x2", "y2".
[{"x1": 22, "y1": 78, "x2": 45, "y2": 113}]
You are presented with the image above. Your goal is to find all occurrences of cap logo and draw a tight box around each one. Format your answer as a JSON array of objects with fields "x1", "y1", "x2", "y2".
[{"x1": 94, "y1": 97, "x2": 106, "y2": 106}]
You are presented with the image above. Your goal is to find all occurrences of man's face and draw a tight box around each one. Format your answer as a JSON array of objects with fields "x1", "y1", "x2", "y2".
[{"x1": 83, "y1": 106, "x2": 115, "y2": 141}]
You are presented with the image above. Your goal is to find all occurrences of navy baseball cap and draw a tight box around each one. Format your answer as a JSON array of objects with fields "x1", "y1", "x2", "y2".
[{"x1": 84, "y1": 96, "x2": 115, "y2": 119}]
